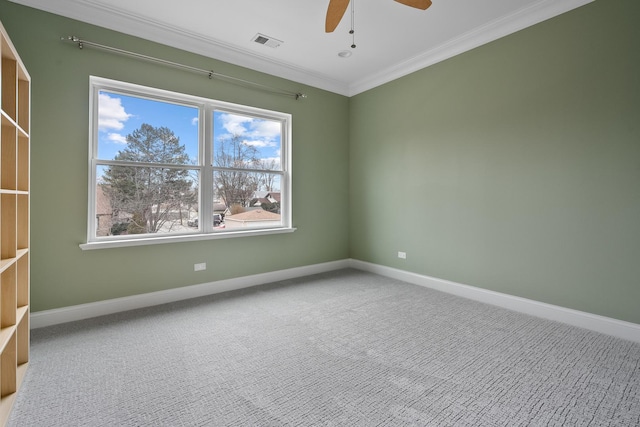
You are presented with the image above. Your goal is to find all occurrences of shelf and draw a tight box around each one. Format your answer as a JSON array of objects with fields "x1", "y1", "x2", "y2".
[
  {"x1": 16, "y1": 254, "x2": 28, "y2": 308},
  {"x1": 0, "y1": 361, "x2": 26, "y2": 427},
  {"x1": 16, "y1": 78, "x2": 28, "y2": 134},
  {"x1": 16, "y1": 310, "x2": 27, "y2": 366},
  {"x1": 1, "y1": 29, "x2": 29, "y2": 131},
  {"x1": 0, "y1": 19, "x2": 29, "y2": 426},
  {"x1": 0, "y1": 260, "x2": 10, "y2": 275},
  {"x1": 0, "y1": 194, "x2": 16, "y2": 260},
  {"x1": 1, "y1": 117, "x2": 16, "y2": 192},
  {"x1": 0, "y1": 249, "x2": 26, "y2": 272},
  {"x1": 0, "y1": 264, "x2": 16, "y2": 330},
  {"x1": 0, "y1": 250, "x2": 26, "y2": 275},
  {"x1": 0, "y1": 332, "x2": 16, "y2": 398},
  {"x1": 16, "y1": 194, "x2": 27, "y2": 250},
  {"x1": 16, "y1": 134, "x2": 28, "y2": 193},
  {"x1": 0, "y1": 329, "x2": 11, "y2": 356},
  {"x1": 0, "y1": 112, "x2": 25, "y2": 139},
  {"x1": 1, "y1": 54, "x2": 17, "y2": 123}
]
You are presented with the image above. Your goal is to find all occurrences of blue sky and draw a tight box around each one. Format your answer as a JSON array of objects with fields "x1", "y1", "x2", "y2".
[{"x1": 97, "y1": 90, "x2": 282, "y2": 167}]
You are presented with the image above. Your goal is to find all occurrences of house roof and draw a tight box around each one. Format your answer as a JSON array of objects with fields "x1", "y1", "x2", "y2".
[
  {"x1": 226, "y1": 209, "x2": 281, "y2": 222},
  {"x1": 253, "y1": 191, "x2": 269, "y2": 199},
  {"x1": 266, "y1": 192, "x2": 281, "y2": 203},
  {"x1": 213, "y1": 202, "x2": 227, "y2": 212},
  {"x1": 250, "y1": 198, "x2": 270, "y2": 206}
]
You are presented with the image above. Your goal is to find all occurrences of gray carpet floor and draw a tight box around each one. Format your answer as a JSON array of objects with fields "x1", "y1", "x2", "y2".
[{"x1": 8, "y1": 269, "x2": 640, "y2": 426}]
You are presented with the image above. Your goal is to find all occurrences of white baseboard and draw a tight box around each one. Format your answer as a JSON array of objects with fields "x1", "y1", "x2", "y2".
[
  {"x1": 32, "y1": 258, "x2": 640, "y2": 344},
  {"x1": 30, "y1": 259, "x2": 350, "y2": 329},
  {"x1": 349, "y1": 259, "x2": 640, "y2": 344}
]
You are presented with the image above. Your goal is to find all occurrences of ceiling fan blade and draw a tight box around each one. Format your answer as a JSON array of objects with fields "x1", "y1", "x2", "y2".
[
  {"x1": 325, "y1": 0, "x2": 350, "y2": 33},
  {"x1": 394, "y1": 0, "x2": 432, "y2": 10}
]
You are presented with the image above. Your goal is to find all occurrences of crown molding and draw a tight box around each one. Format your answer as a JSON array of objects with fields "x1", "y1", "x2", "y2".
[
  {"x1": 9, "y1": 0, "x2": 594, "y2": 97},
  {"x1": 348, "y1": 0, "x2": 595, "y2": 96},
  {"x1": 9, "y1": 0, "x2": 350, "y2": 95}
]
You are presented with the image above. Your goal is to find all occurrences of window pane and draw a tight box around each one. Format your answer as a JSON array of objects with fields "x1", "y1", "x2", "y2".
[
  {"x1": 97, "y1": 91, "x2": 199, "y2": 164},
  {"x1": 96, "y1": 165, "x2": 199, "y2": 237},
  {"x1": 214, "y1": 171, "x2": 281, "y2": 230},
  {"x1": 213, "y1": 110, "x2": 282, "y2": 171}
]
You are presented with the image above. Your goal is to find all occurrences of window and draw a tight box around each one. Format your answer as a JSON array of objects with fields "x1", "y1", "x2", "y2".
[{"x1": 85, "y1": 76, "x2": 292, "y2": 248}]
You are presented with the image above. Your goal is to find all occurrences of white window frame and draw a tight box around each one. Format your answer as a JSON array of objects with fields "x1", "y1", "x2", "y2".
[{"x1": 81, "y1": 76, "x2": 293, "y2": 250}]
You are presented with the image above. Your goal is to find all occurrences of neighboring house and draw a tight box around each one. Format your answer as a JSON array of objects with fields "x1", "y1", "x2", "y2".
[
  {"x1": 249, "y1": 191, "x2": 270, "y2": 208},
  {"x1": 95, "y1": 185, "x2": 113, "y2": 237},
  {"x1": 266, "y1": 192, "x2": 280, "y2": 204},
  {"x1": 250, "y1": 191, "x2": 280, "y2": 212},
  {"x1": 250, "y1": 197, "x2": 270, "y2": 207},
  {"x1": 213, "y1": 202, "x2": 229, "y2": 215},
  {"x1": 252, "y1": 191, "x2": 269, "y2": 200},
  {"x1": 94, "y1": 184, "x2": 135, "y2": 235},
  {"x1": 225, "y1": 209, "x2": 281, "y2": 229}
]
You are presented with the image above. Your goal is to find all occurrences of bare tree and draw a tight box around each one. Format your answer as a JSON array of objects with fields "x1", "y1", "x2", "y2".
[
  {"x1": 214, "y1": 134, "x2": 260, "y2": 208},
  {"x1": 255, "y1": 158, "x2": 279, "y2": 192}
]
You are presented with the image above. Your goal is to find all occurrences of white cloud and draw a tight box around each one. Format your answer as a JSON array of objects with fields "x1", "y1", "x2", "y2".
[
  {"x1": 251, "y1": 120, "x2": 281, "y2": 140},
  {"x1": 191, "y1": 117, "x2": 199, "y2": 126},
  {"x1": 107, "y1": 133, "x2": 127, "y2": 144},
  {"x1": 220, "y1": 113, "x2": 253, "y2": 135},
  {"x1": 220, "y1": 113, "x2": 281, "y2": 140},
  {"x1": 98, "y1": 93, "x2": 131, "y2": 131},
  {"x1": 243, "y1": 139, "x2": 276, "y2": 148}
]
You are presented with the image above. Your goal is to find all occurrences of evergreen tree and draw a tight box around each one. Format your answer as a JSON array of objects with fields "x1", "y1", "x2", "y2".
[{"x1": 103, "y1": 124, "x2": 195, "y2": 233}]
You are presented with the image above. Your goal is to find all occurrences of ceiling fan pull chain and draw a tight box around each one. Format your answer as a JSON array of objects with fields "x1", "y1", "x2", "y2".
[{"x1": 350, "y1": 0, "x2": 356, "y2": 48}]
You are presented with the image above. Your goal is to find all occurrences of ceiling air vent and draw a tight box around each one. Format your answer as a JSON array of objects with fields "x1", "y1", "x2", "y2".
[{"x1": 251, "y1": 33, "x2": 283, "y2": 49}]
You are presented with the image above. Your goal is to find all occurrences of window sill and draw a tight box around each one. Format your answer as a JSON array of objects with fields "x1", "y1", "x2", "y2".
[{"x1": 79, "y1": 227, "x2": 297, "y2": 251}]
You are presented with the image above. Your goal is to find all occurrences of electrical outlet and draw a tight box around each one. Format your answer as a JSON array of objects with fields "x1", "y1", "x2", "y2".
[
  {"x1": 194, "y1": 262, "x2": 206, "y2": 271},
  {"x1": 398, "y1": 251, "x2": 407, "y2": 259}
]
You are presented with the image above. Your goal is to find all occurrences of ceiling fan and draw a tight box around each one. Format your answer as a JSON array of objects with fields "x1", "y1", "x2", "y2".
[{"x1": 325, "y1": 0, "x2": 432, "y2": 33}]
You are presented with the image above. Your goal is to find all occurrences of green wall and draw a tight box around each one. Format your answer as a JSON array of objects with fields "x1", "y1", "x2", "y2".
[
  {"x1": 350, "y1": 0, "x2": 640, "y2": 324},
  {"x1": 2, "y1": 0, "x2": 639, "y2": 324},
  {"x1": 0, "y1": 1, "x2": 350, "y2": 311}
]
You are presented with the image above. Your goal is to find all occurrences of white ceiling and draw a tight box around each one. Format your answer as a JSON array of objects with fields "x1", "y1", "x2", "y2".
[{"x1": 11, "y1": 0, "x2": 593, "y2": 96}]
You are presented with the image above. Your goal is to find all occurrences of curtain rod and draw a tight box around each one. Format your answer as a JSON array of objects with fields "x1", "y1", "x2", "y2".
[{"x1": 63, "y1": 36, "x2": 307, "y2": 100}]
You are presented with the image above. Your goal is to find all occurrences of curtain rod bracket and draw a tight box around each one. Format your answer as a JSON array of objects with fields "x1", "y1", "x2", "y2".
[{"x1": 66, "y1": 35, "x2": 83, "y2": 49}]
